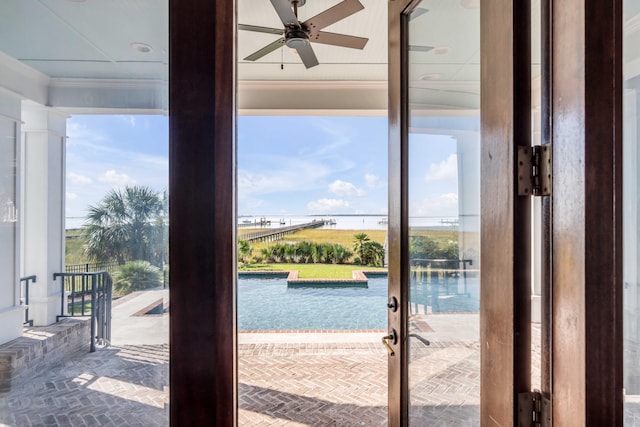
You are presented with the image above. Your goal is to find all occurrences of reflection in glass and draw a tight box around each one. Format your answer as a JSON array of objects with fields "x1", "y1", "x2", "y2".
[
  {"x1": 0, "y1": 2, "x2": 169, "y2": 425},
  {"x1": 406, "y1": 1, "x2": 480, "y2": 424},
  {"x1": 0, "y1": 120, "x2": 16, "y2": 224},
  {"x1": 624, "y1": 0, "x2": 640, "y2": 422}
]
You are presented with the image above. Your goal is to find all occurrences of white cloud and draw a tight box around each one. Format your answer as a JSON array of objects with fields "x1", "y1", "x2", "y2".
[
  {"x1": 68, "y1": 172, "x2": 93, "y2": 185},
  {"x1": 365, "y1": 173, "x2": 380, "y2": 188},
  {"x1": 306, "y1": 198, "x2": 350, "y2": 213},
  {"x1": 66, "y1": 192, "x2": 78, "y2": 200},
  {"x1": 328, "y1": 180, "x2": 365, "y2": 197},
  {"x1": 98, "y1": 170, "x2": 136, "y2": 187},
  {"x1": 119, "y1": 115, "x2": 137, "y2": 127},
  {"x1": 238, "y1": 159, "x2": 330, "y2": 197},
  {"x1": 425, "y1": 154, "x2": 458, "y2": 183},
  {"x1": 412, "y1": 192, "x2": 459, "y2": 217}
]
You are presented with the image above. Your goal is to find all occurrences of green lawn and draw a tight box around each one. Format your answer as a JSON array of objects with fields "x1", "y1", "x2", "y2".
[{"x1": 239, "y1": 263, "x2": 387, "y2": 279}]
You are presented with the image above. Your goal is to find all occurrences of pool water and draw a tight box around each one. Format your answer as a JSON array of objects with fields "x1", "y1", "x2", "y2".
[
  {"x1": 238, "y1": 277, "x2": 388, "y2": 331},
  {"x1": 238, "y1": 276, "x2": 480, "y2": 331}
]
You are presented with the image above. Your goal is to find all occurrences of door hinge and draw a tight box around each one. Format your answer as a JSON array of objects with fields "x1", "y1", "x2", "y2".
[
  {"x1": 517, "y1": 145, "x2": 551, "y2": 197},
  {"x1": 518, "y1": 390, "x2": 551, "y2": 427}
]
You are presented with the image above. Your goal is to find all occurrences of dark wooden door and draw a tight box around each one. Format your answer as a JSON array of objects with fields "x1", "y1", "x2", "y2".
[{"x1": 388, "y1": 0, "x2": 532, "y2": 424}]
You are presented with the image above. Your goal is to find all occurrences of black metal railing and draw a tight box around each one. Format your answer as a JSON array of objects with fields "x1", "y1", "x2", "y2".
[
  {"x1": 411, "y1": 258, "x2": 474, "y2": 295},
  {"x1": 19, "y1": 275, "x2": 36, "y2": 326},
  {"x1": 53, "y1": 271, "x2": 112, "y2": 352},
  {"x1": 65, "y1": 262, "x2": 121, "y2": 275}
]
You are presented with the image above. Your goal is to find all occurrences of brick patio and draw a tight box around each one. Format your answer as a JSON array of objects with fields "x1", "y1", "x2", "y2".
[{"x1": 2, "y1": 298, "x2": 640, "y2": 426}]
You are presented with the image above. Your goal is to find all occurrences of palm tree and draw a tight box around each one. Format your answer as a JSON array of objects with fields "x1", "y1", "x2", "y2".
[
  {"x1": 284, "y1": 244, "x2": 297, "y2": 263},
  {"x1": 310, "y1": 243, "x2": 325, "y2": 263},
  {"x1": 361, "y1": 241, "x2": 385, "y2": 267},
  {"x1": 83, "y1": 185, "x2": 165, "y2": 265},
  {"x1": 261, "y1": 247, "x2": 274, "y2": 263},
  {"x1": 333, "y1": 244, "x2": 353, "y2": 264},
  {"x1": 296, "y1": 241, "x2": 313, "y2": 263},
  {"x1": 352, "y1": 232, "x2": 371, "y2": 262},
  {"x1": 238, "y1": 240, "x2": 252, "y2": 263}
]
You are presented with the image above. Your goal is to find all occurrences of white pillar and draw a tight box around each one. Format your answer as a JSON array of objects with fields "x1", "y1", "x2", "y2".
[
  {"x1": 21, "y1": 102, "x2": 67, "y2": 326},
  {"x1": 456, "y1": 133, "x2": 480, "y2": 269},
  {"x1": 0, "y1": 91, "x2": 24, "y2": 345}
]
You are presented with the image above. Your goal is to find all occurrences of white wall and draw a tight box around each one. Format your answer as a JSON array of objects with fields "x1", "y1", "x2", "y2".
[{"x1": 0, "y1": 91, "x2": 24, "y2": 345}]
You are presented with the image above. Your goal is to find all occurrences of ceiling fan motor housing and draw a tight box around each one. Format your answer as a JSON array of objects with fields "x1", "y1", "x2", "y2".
[{"x1": 285, "y1": 27, "x2": 310, "y2": 49}]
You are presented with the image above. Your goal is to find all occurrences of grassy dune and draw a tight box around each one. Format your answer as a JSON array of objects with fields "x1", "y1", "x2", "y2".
[
  {"x1": 243, "y1": 228, "x2": 457, "y2": 252},
  {"x1": 65, "y1": 229, "x2": 90, "y2": 265},
  {"x1": 245, "y1": 228, "x2": 387, "y2": 252},
  {"x1": 238, "y1": 228, "x2": 459, "y2": 278},
  {"x1": 67, "y1": 226, "x2": 459, "y2": 279}
]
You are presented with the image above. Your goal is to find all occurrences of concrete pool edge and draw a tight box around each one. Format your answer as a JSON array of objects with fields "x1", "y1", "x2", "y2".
[{"x1": 238, "y1": 269, "x2": 389, "y2": 287}]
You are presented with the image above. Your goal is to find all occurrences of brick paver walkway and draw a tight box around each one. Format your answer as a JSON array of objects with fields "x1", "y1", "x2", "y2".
[
  {"x1": 3, "y1": 304, "x2": 640, "y2": 426},
  {"x1": 238, "y1": 342, "x2": 387, "y2": 426},
  {"x1": 0, "y1": 345, "x2": 169, "y2": 427}
]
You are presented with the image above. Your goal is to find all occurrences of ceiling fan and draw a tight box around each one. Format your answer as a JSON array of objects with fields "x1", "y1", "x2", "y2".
[{"x1": 239, "y1": 0, "x2": 369, "y2": 69}]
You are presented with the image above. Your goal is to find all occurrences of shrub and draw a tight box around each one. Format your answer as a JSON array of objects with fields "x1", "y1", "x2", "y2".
[
  {"x1": 113, "y1": 260, "x2": 162, "y2": 295},
  {"x1": 238, "y1": 240, "x2": 253, "y2": 263},
  {"x1": 360, "y1": 241, "x2": 385, "y2": 267}
]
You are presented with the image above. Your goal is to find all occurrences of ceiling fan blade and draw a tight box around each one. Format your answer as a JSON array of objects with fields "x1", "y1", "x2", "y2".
[
  {"x1": 312, "y1": 31, "x2": 368, "y2": 49},
  {"x1": 270, "y1": 0, "x2": 299, "y2": 26},
  {"x1": 295, "y1": 43, "x2": 319, "y2": 68},
  {"x1": 238, "y1": 24, "x2": 284, "y2": 35},
  {"x1": 244, "y1": 37, "x2": 286, "y2": 61},
  {"x1": 409, "y1": 7, "x2": 429, "y2": 20},
  {"x1": 409, "y1": 45, "x2": 435, "y2": 52},
  {"x1": 304, "y1": 0, "x2": 364, "y2": 32}
]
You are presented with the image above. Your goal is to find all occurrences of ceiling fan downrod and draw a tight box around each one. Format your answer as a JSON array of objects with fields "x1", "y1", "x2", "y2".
[
  {"x1": 290, "y1": 0, "x2": 306, "y2": 17},
  {"x1": 292, "y1": 0, "x2": 298, "y2": 18}
]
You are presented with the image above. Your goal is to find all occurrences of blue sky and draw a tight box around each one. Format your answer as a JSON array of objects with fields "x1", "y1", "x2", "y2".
[
  {"x1": 65, "y1": 114, "x2": 461, "y2": 227},
  {"x1": 66, "y1": 115, "x2": 169, "y2": 228},
  {"x1": 238, "y1": 116, "x2": 388, "y2": 216}
]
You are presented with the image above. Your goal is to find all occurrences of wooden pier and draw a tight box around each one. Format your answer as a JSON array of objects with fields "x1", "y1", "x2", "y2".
[
  {"x1": 238, "y1": 220, "x2": 330, "y2": 243},
  {"x1": 238, "y1": 218, "x2": 271, "y2": 228}
]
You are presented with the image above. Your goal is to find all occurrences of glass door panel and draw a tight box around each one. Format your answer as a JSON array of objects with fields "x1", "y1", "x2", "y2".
[
  {"x1": 624, "y1": 0, "x2": 640, "y2": 422},
  {"x1": 406, "y1": 2, "x2": 480, "y2": 424}
]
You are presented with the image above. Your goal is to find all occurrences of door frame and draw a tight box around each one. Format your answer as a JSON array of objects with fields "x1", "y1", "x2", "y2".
[
  {"x1": 550, "y1": 0, "x2": 623, "y2": 423},
  {"x1": 387, "y1": 0, "x2": 532, "y2": 424},
  {"x1": 164, "y1": 0, "x2": 624, "y2": 424},
  {"x1": 169, "y1": 0, "x2": 237, "y2": 425}
]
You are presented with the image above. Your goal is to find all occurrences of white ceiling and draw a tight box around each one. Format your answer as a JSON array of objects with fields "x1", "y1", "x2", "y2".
[
  {"x1": 237, "y1": 0, "x2": 388, "y2": 81},
  {"x1": 0, "y1": 0, "x2": 168, "y2": 81},
  {"x1": 0, "y1": 0, "x2": 636, "y2": 115}
]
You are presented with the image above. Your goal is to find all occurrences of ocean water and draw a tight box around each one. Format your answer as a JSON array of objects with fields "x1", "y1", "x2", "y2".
[{"x1": 237, "y1": 215, "x2": 458, "y2": 231}]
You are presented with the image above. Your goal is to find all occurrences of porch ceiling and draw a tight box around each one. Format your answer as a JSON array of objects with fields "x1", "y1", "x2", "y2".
[{"x1": 0, "y1": 0, "x2": 601, "y2": 115}]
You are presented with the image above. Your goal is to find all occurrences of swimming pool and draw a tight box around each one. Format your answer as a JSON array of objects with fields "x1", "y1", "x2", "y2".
[
  {"x1": 238, "y1": 277, "x2": 388, "y2": 330},
  {"x1": 237, "y1": 276, "x2": 480, "y2": 331}
]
